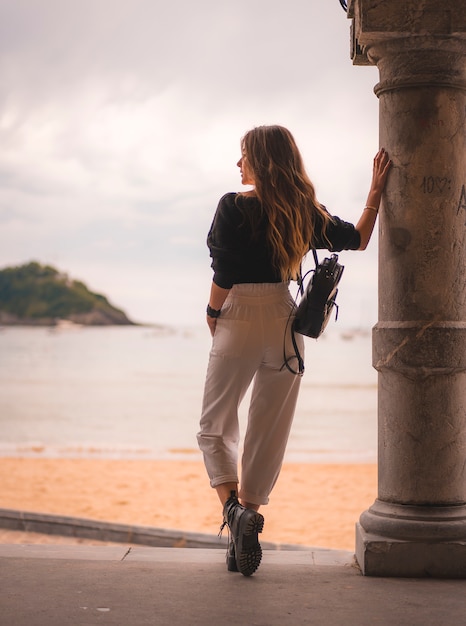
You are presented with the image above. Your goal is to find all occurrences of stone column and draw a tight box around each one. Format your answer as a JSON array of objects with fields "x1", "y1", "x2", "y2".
[{"x1": 348, "y1": 0, "x2": 466, "y2": 577}]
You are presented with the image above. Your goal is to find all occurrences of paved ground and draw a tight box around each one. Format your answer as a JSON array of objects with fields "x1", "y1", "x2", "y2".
[{"x1": 2, "y1": 545, "x2": 466, "y2": 625}]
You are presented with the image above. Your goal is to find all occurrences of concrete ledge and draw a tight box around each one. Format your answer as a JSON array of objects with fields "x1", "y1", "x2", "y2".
[
  {"x1": 0, "y1": 507, "x2": 309, "y2": 551},
  {"x1": 0, "y1": 544, "x2": 356, "y2": 566}
]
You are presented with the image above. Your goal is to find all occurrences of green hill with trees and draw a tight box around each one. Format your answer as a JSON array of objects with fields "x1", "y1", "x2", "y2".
[{"x1": 0, "y1": 261, "x2": 135, "y2": 325}]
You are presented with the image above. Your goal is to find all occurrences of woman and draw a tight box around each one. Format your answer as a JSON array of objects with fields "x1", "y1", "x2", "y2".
[{"x1": 197, "y1": 125, "x2": 391, "y2": 576}]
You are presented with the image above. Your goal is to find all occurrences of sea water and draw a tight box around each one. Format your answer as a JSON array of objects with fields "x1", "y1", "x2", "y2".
[{"x1": 0, "y1": 324, "x2": 377, "y2": 463}]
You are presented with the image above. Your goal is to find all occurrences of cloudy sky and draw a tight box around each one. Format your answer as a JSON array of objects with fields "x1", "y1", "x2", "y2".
[{"x1": 0, "y1": 0, "x2": 382, "y2": 328}]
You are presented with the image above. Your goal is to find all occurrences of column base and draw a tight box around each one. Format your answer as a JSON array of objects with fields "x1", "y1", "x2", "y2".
[
  {"x1": 355, "y1": 500, "x2": 466, "y2": 578},
  {"x1": 356, "y1": 523, "x2": 466, "y2": 577}
]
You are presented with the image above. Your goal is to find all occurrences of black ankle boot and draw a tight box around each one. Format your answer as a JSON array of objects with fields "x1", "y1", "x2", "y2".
[
  {"x1": 221, "y1": 492, "x2": 239, "y2": 572},
  {"x1": 226, "y1": 540, "x2": 238, "y2": 572},
  {"x1": 222, "y1": 491, "x2": 264, "y2": 577}
]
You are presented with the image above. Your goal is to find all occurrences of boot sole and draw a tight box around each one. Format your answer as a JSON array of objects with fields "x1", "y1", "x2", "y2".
[{"x1": 235, "y1": 510, "x2": 264, "y2": 576}]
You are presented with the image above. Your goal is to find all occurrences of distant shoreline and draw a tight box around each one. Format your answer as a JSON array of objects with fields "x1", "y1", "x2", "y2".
[
  {"x1": 0, "y1": 311, "x2": 139, "y2": 327},
  {"x1": 0, "y1": 316, "x2": 176, "y2": 331}
]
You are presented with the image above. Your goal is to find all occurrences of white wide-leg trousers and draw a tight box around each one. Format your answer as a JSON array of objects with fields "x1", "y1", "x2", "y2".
[{"x1": 197, "y1": 283, "x2": 304, "y2": 506}]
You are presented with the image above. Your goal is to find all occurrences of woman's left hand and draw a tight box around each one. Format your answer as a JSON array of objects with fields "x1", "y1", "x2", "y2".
[{"x1": 206, "y1": 315, "x2": 217, "y2": 337}]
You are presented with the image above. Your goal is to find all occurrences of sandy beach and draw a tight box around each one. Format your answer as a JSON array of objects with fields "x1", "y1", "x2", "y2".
[{"x1": 0, "y1": 458, "x2": 377, "y2": 550}]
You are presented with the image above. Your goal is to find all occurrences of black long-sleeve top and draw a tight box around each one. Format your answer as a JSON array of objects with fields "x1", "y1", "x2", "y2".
[{"x1": 207, "y1": 192, "x2": 361, "y2": 289}]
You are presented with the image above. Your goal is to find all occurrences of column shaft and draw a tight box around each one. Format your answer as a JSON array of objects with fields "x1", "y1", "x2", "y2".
[{"x1": 349, "y1": 21, "x2": 466, "y2": 576}]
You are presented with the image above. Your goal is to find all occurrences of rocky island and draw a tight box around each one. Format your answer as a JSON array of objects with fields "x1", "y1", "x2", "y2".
[{"x1": 0, "y1": 261, "x2": 136, "y2": 326}]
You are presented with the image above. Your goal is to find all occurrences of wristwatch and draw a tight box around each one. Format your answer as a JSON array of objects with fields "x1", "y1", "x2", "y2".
[{"x1": 206, "y1": 304, "x2": 221, "y2": 318}]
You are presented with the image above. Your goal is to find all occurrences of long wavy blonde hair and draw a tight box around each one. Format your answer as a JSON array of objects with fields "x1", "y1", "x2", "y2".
[{"x1": 240, "y1": 125, "x2": 331, "y2": 280}]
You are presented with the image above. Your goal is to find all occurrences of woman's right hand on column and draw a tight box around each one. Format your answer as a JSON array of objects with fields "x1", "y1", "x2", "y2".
[{"x1": 367, "y1": 148, "x2": 391, "y2": 208}]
